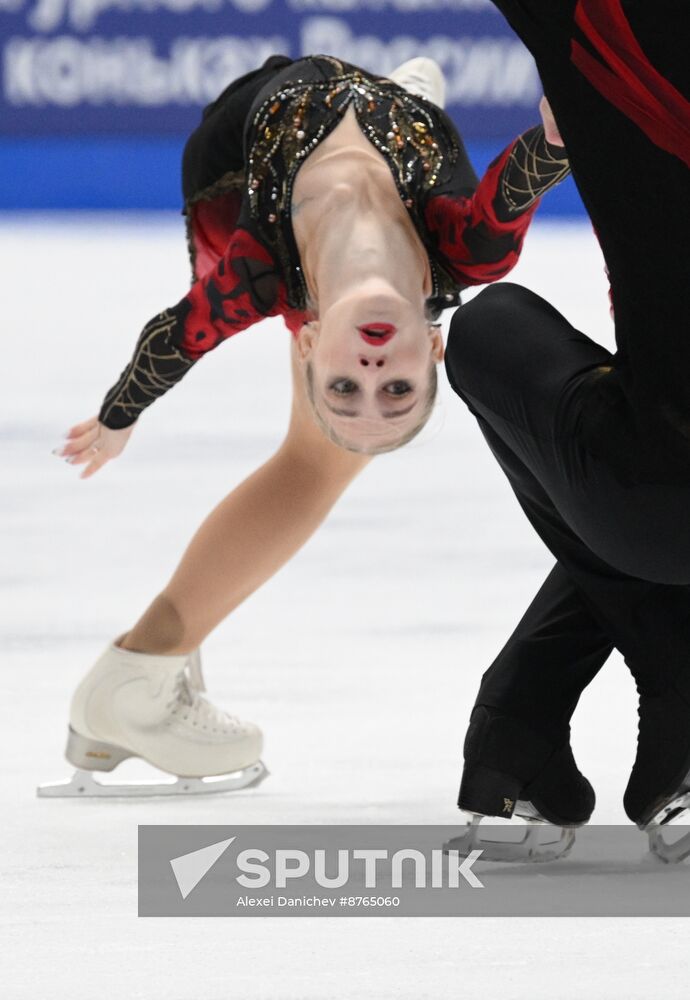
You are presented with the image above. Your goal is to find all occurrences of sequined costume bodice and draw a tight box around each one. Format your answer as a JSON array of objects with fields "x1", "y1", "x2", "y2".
[
  {"x1": 97, "y1": 55, "x2": 571, "y2": 430},
  {"x1": 290, "y1": 103, "x2": 433, "y2": 305},
  {"x1": 240, "y1": 55, "x2": 462, "y2": 310}
]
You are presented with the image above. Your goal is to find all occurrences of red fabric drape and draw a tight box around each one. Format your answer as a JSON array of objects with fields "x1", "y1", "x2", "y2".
[{"x1": 571, "y1": 0, "x2": 690, "y2": 169}]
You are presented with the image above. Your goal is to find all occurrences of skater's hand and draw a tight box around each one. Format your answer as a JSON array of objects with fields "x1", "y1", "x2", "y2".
[
  {"x1": 53, "y1": 417, "x2": 134, "y2": 479},
  {"x1": 539, "y1": 96, "x2": 564, "y2": 148}
]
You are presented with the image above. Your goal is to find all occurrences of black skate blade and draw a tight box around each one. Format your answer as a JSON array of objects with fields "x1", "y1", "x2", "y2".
[{"x1": 444, "y1": 813, "x2": 576, "y2": 864}]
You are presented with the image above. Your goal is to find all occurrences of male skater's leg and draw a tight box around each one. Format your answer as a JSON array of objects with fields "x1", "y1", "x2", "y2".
[
  {"x1": 461, "y1": 560, "x2": 612, "y2": 825},
  {"x1": 447, "y1": 282, "x2": 690, "y2": 826},
  {"x1": 475, "y1": 563, "x2": 613, "y2": 743},
  {"x1": 479, "y1": 3, "x2": 690, "y2": 831},
  {"x1": 470, "y1": 405, "x2": 690, "y2": 828}
]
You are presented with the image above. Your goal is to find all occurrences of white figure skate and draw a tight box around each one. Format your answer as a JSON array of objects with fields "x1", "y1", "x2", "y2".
[
  {"x1": 388, "y1": 57, "x2": 446, "y2": 109},
  {"x1": 37, "y1": 641, "x2": 268, "y2": 798}
]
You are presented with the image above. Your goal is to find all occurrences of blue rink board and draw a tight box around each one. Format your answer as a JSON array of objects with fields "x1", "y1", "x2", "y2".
[{"x1": 0, "y1": 137, "x2": 584, "y2": 214}]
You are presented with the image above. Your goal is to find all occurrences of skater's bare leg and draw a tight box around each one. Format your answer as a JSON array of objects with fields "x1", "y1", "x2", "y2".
[{"x1": 120, "y1": 339, "x2": 371, "y2": 655}]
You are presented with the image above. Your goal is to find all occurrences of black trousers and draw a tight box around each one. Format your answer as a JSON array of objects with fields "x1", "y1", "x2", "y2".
[
  {"x1": 444, "y1": 2, "x2": 690, "y2": 739},
  {"x1": 446, "y1": 284, "x2": 690, "y2": 739}
]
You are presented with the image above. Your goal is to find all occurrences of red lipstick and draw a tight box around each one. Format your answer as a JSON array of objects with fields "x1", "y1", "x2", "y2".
[{"x1": 358, "y1": 323, "x2": 396, "y2": 346}]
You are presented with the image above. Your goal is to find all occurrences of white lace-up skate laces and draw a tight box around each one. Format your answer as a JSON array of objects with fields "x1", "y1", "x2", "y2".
[{"x1": 166, "y1": 664, "x2": 245, "y2": 736}]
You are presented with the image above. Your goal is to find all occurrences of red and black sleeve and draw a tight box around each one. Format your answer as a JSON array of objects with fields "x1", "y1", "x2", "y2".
[
  {"x1": 424, "y1": 124, "x2": 570, "y2": 287},
  {"x1": 97, "y1": 229, "x2": 286, "y2": 430}
]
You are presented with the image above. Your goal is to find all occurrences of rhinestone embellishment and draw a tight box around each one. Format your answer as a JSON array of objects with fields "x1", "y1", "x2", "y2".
[{"x1": 243, "y1": 58, "x2": 459, "y2": 309}]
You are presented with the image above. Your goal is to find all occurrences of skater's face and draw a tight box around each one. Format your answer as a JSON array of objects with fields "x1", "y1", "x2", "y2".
[{"x1": 296, "y1": 280, "x2": 444, "y2": 453}]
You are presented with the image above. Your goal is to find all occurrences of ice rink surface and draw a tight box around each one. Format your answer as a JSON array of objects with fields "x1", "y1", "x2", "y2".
[{"x1": 4, "y1": 215, "x2": 690, "y2": 998}]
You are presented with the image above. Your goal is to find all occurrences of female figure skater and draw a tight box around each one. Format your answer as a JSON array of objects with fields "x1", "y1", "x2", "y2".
[
  {"x1": 47, "y1": 54, "x2": 569, "y2": 795},
  {"x1": 445, "y1": 1, "x2": 690, "y2": 860}
]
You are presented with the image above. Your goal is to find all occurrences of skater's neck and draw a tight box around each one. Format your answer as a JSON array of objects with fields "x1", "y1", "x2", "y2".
[
  {"x1": 291, "y1": 102, "x2": 431, "y2": 315},
  {"x1": 301, "y1": 200, "x2": 430, "y2": 316}
]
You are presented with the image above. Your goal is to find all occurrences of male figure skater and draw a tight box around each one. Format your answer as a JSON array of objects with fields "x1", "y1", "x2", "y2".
[{"x1": 445, "y1": 0, "x2": 690, "y2": 860}]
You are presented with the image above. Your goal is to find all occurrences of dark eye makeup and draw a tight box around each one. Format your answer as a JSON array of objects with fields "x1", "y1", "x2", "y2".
[{"x1": 328, "y1": 378, "x2": 413, "y2": 397}]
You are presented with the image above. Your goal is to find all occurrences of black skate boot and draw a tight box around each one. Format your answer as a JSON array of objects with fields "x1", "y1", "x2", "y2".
[
  {"x1": 624, "y1": 674, "x2": 690, "y2": 863},
  {"x1": 446, "y1": 706, "x2": 594, "y2": 862}
]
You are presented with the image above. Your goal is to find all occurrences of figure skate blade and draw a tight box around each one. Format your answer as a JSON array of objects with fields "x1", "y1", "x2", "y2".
[
  {"x1": 444, "y1": 809, "x2": 576, "y2": 863},
  {"x1": 646, "y1": 790, "x2": 690, "y2": 863},
  {"x1": 37, "y1": 760, "x2": 268, "y2": 798}
]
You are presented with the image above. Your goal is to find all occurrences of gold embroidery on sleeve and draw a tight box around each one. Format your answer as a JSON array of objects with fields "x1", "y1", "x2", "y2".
[
  {"x1": 100, "y1": 310, "x2": 196, "y2": 427},
  {"x1": 501, "y1": 129, "x2": 571, "y2": 214}
]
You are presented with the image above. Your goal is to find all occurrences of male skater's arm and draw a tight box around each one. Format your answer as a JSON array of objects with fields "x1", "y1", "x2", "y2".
[
  {"x1": 425, "y1": 119, "x2": 570, "y2": 286},
  {"x1": 97, "y1": 229, "x2": 286, "y2": 431}
]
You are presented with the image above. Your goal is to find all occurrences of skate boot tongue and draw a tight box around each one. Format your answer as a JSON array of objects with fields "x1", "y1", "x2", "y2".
[
  {"x1": 186, "y1": 649, "x2": 205, "y2": 692},
  {"x1": 175, "y1": 672, "x2": 194, "y2": 706},
  {"x1": 167, "y1": 651, "x2": 207, "y2": 708}
]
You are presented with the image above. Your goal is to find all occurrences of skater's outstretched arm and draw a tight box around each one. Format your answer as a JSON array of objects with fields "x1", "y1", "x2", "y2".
[
  {"x1": 425, "y1": 109, "x2": 569, "y2": 286},
  {"x1": 120, "y1": 337, "x2": 371, "y2": 655},
  {"x1": 54, "y1": 228, "x2": 287, "y2": 476},
  {"x1": 95, "y1": 228, "x2": 286, "y2": 432}
]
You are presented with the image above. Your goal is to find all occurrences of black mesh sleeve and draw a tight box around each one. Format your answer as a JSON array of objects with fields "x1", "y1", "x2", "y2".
[
  {"x1": 494, "y1": 124, "x2": 571, "y2": 222},
  {"x1": 97, "y1": 306, "x2": 196, "y2": 430}
]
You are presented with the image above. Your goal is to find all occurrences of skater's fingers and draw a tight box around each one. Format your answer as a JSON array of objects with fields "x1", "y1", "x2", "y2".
[
  {"x1": 79, "y1": 453, "x2": 108, "y2": 479},
  {"x1": 57, "y1": 426, "x2": 99, "y2": 457},
  {"x1": 65, "y1": 450, "x2": 92, "y2": 466},
  {"x1": 539, "y1": 95, "x2": 564, "y2": 147},
  {"x1": 64, "y1": 435, "x2": 107, "y2": 466},
  {"x1": 65, "y1": 416, "x2": 99, "y2": 439},
  {"x1": 55, "y1": 421, "x2": 131, "y2": 474}
]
